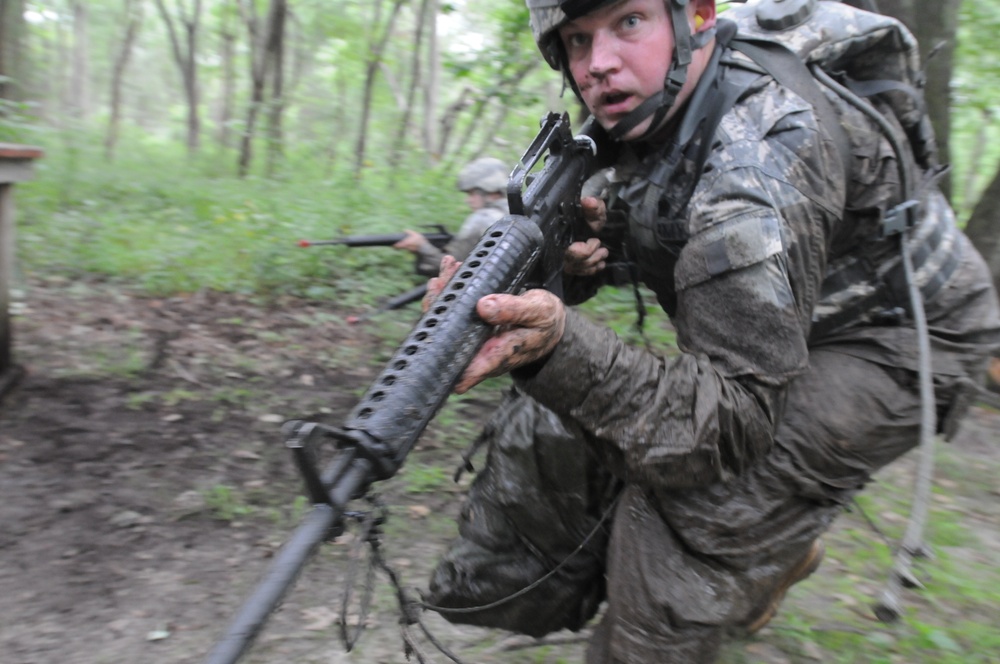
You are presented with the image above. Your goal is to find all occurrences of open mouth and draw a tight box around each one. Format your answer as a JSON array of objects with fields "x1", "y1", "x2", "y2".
[
  {"x1": 600, "y1": 91, "x2": 633, "y2": 115},
  {"x1": 604, "y1": 91, "x2": 630, "y2": 106}
]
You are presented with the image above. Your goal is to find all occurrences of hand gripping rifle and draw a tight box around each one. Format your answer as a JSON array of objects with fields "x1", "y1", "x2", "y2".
[{"x1": 204, "y1": 112, "x2": 610, "y2": 664}]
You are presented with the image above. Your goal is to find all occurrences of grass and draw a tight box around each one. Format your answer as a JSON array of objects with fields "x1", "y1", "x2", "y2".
[{"x1": 13, "y1": 127, "x2": 466, "y2": 306}]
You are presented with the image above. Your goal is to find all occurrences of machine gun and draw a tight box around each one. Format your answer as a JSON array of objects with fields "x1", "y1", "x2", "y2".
[
  {"x1": 298, "y1": 225, "x2": 453, "y2": 249},
  {"x1": 204, "y1": 112, "x2": 611, "y2": 664}
]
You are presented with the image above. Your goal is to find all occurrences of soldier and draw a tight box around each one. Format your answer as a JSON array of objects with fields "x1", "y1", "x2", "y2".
[
  {"x1": 393, "y1": 156, "x2": 511, "y2": 275},
  {"x1": 427, "y1": 1, "x2": 1000, "y2": 662}
]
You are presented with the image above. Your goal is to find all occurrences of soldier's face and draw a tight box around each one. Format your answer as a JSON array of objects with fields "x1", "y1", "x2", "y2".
[
  {"x1": 558, "y1": 0, "x2": 676, "y2": 140},
  {"x1": 466, "y1": 190, "x2": 486, "y2": 211}
]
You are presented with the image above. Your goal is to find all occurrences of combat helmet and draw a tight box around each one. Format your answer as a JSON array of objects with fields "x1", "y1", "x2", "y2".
[
  {"x1": 456, "y1": 157, "x2": 510, "y2": 194},
  {"x1": 526, "y1": 0, "x2": 716, "y2": 141}
]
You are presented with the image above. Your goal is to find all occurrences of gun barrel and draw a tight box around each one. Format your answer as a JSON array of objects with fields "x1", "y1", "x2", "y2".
[
  {"x1": 204, "y1": 459, "x2": 373, "y2": 664},
  {"x1": 299, "y1": 227, "x2": 452, "y2": 250},
  {"x1": 299, "y1": 234, "x2": 408, "y2": 248}
]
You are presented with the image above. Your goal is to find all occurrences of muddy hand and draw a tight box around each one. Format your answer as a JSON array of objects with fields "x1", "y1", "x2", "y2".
[
  {"x1": 422, "y1": 255, "x2": 461, "y2": 311},
  {"x1": 454, "y1": 289, "x2": 566, "y2": 394},
  {"x1": 564, "y1": 196, "x2": 609, "y2": 276}
]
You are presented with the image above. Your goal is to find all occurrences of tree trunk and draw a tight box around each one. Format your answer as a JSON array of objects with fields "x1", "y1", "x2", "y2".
[
  {"x1": 961, "y1": 109, "x2": 992, "y2": 211},
  {"x1": 353, "y1": 0, "x2": 408, "y2": 178},
  {"x1": 422, "y1": 0, "x2": 439, "y2": 157},
  {"x1": 217, "y1": 0, "x2": 238, "y2": 149},
  {"x1": 964, "y1": 165, "x2": 1000, "y2": 296},
  {"x1": 264, "y1": 0, "x2": 288, "y2": 179},
  {"x1": 55, "y1": 8, "x2": 70, "y2": 123},
  {"x1": 389, "y1": 0, "x2": 430, "y2": 169},
  {"x1": 0, "y1": 0, "x2": 27, "y2": 106},
  {"x1": 237, "y1": 0, "x2": 287, "y2": 178},
  {"x1": 105, "y1": 0, "x2": 144, "y2": 161},
  {"x1": 877, "y1": 0, "x2": 961, "y2": 200},
  {"x1": 153, "y1": 0, "x2": 204, "y2": 155},
  {"x1": 70, "y1": 2, "x2": 90, "y2": 120}
]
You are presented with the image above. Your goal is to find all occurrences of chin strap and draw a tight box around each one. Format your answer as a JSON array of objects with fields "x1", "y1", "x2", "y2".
[{"x1": 608, "y1": 0, "x2": 714, "y2": 141}]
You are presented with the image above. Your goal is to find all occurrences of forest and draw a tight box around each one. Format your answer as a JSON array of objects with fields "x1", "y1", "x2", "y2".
[
  {"x1": 1, "y1": 2, "x2": 1000, "y2": 664},
  {"x1": 1, "y1": 0, "x2": 1000, "y2": 291}
]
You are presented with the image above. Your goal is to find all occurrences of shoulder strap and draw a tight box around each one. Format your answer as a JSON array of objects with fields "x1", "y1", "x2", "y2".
[{"x1": 728, "y1": 37, "x2": 852, "y2": 187}]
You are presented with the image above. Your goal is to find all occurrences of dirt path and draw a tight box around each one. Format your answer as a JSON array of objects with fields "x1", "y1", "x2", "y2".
[{"x1": 1, "y1": 279, "x2": 998, "y2": 664}]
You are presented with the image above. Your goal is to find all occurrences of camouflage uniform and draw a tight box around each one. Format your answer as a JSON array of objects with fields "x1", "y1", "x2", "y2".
[
  {"x1": 414, "y1": 196, "x2": 509, "y2": 276},
  {"x1": 506, "y1": 4, "x2": 1000, "y2": 663}
]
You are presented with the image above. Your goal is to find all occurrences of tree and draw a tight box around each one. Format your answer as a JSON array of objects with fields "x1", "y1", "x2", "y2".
[
  {"x1": 877, "y1": 0, "x2": 962, "y2": 199},
  {"x1": 964, "y1": 166, "x2": 1000, "y2": 295},
  {"x1": 154, "y1": 0, "x2": 204, "y2": 154},
  {"x1": 422, "y1": 0, "x2": 439, "y2": 157},
  {"x1": 70, "y1": 1, "x2": 91, "y2": 120},
  {"x1": 389, "y1": 0, "x2": 432, "y2": 168},
  {"x1": 354, "y1": 0, "x2": 409, "y2": 178},
  {"x1": 216, "y1": 0, "x2": 239, "y2": 149},
  {"x1": 236, "y1": 0, "x2": 287, "y2": 178},
  {"x1": 951, "y1": 0, "x2": 1000, "y2": 292},
  {"x1": 263, "y1": 0, "x2": 287, "y2": 178},
  {"x1": 105, "y1": 0, "x2": 145, "y2": 160},
  {"x1": 0, "y1": 0, "x2": 27, "y2": 108}
]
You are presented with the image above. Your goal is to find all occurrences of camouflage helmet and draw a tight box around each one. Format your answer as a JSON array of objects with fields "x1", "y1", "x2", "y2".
[
  {"x1": 456, "y1": 157, "x2": 510, "y2": 194},
  {"x1": 527, "y1": 0, "x2": 624, "y2": 70}
]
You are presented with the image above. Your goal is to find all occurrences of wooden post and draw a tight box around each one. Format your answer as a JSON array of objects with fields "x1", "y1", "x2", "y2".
[{"x1": 0, "y1": 143, "x2": 43, "y2": 398}]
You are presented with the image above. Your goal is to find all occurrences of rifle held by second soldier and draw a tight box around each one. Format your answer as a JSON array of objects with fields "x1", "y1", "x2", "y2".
[{"x1": 298, "y1": 224, "x2": 453, "y2": 249}]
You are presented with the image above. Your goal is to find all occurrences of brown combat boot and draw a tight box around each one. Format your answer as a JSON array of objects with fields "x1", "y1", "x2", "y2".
[
  {"x1": 987, "y1": 356, "x2": 1000, "y2": 394},
  {"x1": 744, "y1": 539, "x2": 825, "y2": 634}
]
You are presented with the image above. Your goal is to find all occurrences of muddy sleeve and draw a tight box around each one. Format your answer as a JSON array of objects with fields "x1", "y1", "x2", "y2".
[{"x1": 517, "y1": 87, "x2": 846, "y2": 489}]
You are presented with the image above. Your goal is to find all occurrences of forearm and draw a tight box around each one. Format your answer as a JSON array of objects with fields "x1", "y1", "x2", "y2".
[{"x1": 515, "y1": 310, "x2": 783, "y2": 489}]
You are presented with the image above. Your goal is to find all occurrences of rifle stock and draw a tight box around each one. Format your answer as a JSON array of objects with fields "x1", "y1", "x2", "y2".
[{"x1": 205, "y1": 112, "x2": 608, "y2": 664}]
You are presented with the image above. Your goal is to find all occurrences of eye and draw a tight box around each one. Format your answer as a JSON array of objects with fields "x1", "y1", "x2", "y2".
[
  {"x1": 622, "y1": 14, "x2": 641, "y2": 29},
  {"x1": 562, "y1": 31, "x2": 590, "y2": 50}
]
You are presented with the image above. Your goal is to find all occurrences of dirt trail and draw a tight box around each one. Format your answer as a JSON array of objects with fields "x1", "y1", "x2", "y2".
[{"x1": 1, "y1": 279, "x2": 998, "y2": 664}]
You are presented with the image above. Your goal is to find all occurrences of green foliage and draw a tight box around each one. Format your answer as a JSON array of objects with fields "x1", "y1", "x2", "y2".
[
  {"x1": 951, "y1": 0, "x2": 1000, "y2": 217},
  {"x1": 16, "y1": 127, "x2": 467, "y2": 301},
  {"x1": 202, "y1": 484, "x2": 254, "y2": 522},
  {"x1": 399, "y1": 462, "x2": 451, "y2": 494}
]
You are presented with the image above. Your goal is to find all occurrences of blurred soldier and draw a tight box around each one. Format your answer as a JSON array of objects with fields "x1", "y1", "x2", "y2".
[{"x1": 393, "y1": 157, "x2": 510, "y2": 276}]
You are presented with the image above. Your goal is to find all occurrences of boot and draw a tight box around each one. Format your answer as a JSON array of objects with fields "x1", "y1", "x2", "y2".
[{"x1": 744, "y1": 538, "x2": 825, "y2": 634}]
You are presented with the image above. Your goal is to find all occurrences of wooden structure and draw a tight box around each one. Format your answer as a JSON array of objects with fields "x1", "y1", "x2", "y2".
[{"x1": 0, "y1": 143, "x2": 43, "y2": 398}]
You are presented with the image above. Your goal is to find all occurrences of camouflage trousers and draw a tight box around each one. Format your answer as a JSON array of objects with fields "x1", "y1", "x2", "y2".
[{"x1": 586, "y1": 347, "x2": 960, "y2": 663}]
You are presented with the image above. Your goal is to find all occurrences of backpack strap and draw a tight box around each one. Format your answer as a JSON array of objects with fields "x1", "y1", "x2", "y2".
[{"x1": 728, "y1": 37, "x2": 853, "y2": 189}]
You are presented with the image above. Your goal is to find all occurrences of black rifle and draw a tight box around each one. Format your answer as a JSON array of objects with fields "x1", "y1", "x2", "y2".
[
  {"x1": 299, "y1": 226, "x2": 450, "y2": 320},
  {"x1": 346, "y1": 284, "x2": 428, "y2": 325},
  {"x1": 204, "y1": 112, "x2": 610, "y2": 664},
  {"x1": 298, "y1": 224, "x2": 453, "y2": 249}
]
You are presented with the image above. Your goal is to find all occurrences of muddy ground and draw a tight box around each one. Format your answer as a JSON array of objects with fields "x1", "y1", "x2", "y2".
[{"x1": 1, "y1": 278, "x2": 998, "y2": 664}]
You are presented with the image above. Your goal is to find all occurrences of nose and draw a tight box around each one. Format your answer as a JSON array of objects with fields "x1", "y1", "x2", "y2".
[{"x1": 588, "y1": 30, "x2": 621, "y2": 79}]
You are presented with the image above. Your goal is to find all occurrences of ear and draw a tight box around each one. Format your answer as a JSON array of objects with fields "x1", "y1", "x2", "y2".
[{"x1": 692, "y1": 0, "x2": 717, "y2": 32}]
